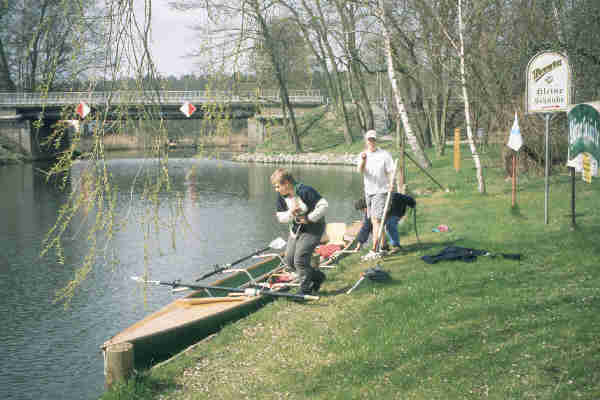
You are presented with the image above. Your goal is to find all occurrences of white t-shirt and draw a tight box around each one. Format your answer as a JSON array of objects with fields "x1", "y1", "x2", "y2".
[{"x1": 357, "y1": 148, "x2": 394, "y2": 196}]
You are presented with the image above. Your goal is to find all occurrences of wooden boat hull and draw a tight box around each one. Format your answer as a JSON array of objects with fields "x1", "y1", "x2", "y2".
[{"x1": 102, "y1": 256, "x2": 282, "y2": 368}]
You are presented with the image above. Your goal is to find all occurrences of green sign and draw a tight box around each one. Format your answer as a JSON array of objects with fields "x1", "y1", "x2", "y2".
[{"x1": 567, "y1": 103, "x2": 600, "y2": 172}]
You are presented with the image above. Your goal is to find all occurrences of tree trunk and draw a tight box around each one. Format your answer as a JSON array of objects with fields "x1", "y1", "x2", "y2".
[
  {"x1": 251, "y1": 0, "x2": 302, "y2": 152},
  {"x1": 458, "y1": 0, "x2": 485, "y2": 193},
  {"x1": 380, "y1": 1, "x2": 431, "y2": 169},
  {"x1": 0, "y1": 37, "x2": 15, "y2": 91},
  {"x1": 314, "y1": 0, "x2": 353, "y2": 145}
]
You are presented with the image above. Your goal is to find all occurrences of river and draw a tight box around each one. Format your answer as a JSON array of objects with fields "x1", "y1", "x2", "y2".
[{"x1": 0, "y1": 151, "x2": 363, "y2": 400}]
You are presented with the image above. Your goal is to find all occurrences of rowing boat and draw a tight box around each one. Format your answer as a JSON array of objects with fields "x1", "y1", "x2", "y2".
[
  {"x1": 102, "y1": 254, "x2": 285, "y2": 368},
  {"x1": 102, "y1": 221, "x2": 359, "y2": 368}
]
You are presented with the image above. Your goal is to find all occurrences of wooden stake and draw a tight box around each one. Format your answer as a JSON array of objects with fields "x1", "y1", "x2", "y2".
[
  {"x1": 104, "y1": 342, "x2": 134, "y2": 389},
  {"x1": 571, "y1": 166, "x2": 576, "y2": 228},
  {"x1": 512, "y1": 153, "x2": 517, "y2": 207},
  {"x1": 454, "y1": 128, "x2": 461, "y2": 172}
]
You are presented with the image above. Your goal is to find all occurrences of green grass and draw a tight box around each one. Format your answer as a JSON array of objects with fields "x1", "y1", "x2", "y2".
[
  {"x1": 255, "y1": 106, "x2": 366, "y2": 154},
  {"x1": 101, "y1": 126, "x2": 600, "y2": 399}
]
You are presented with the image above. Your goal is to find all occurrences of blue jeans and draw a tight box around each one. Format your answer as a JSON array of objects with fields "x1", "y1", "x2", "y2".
[
  {"x1": 385, "y1": 216, "x2": 400, "y2": 247},
  {"x1": 356, "y1": 212, "x2": 400, "y2": 247}
]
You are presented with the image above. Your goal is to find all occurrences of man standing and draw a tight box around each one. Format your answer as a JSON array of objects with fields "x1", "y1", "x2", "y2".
[
  {"x1": 271, "y1": 168, "x2": 328, "y2": 295},
  {"x1": 357, "y1": 130, "x2": 395, "y2": 255}
]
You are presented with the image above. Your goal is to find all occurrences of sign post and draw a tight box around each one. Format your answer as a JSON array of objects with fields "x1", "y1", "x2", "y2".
[
  {"x1": 507, "y1": 112, "x2": 523, "y2": 207},
  {"x1": 525, "y1": 51, "x2": 572, "y2": 224}
]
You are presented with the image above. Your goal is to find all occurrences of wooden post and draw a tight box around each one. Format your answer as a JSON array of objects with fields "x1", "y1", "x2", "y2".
[
  {"x1": 104, "y1": 342, "x2": 134, "y2": 389},
  {"x1": 571, "y1": 166, "x2": 576, "y2": 228},
  {"x1": 454, "y1": 128, "x2": 461, "y2": 172},
  {"x1": 511, "y1": 153, "x2": 517, "y2": 207}
]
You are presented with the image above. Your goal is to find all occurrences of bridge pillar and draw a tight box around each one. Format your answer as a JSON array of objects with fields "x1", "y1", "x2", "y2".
[
  {"x1": 0, "y1": 107, "x2": 33, "y2": 157},
  {"x1": 247, "y1": 117, "x2": 266, "y2": 146}
]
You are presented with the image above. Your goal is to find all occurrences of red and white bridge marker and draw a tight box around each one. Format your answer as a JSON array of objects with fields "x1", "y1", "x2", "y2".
[
  {"x1": 180, "y1": 101, "x2": 196, "y2": 118},
  {"x1": 76, "y1": 101, "x2": 90, "y2": 119}
]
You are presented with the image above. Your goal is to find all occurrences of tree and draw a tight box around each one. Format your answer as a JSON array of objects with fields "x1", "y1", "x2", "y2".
[
  {"x1": 2, "y1": 0, "x2": 105, "y2": 91},
  {"x1": 171, "y1": 0, "x2": 304, "y2": 151},
  {"x1": 277, "y1": 0, "x2": 355, "y2": 145},
  {"x1": 250, "y1": 17, "x2": 311, "y2": 91},
  {"x1": 379, "y1": 0, "x2": 431, "y2": 169},
  {"x1": 455, "y1": 0, "x2": 485, "y2": 193},
  {"x1": 0, "y1": 3, "x2": 15, "y2": 91}
]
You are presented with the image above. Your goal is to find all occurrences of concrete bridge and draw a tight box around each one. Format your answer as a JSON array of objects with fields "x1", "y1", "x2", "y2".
[{"x1": 0, "y1": 89, "x2": 324, "y2": 159}]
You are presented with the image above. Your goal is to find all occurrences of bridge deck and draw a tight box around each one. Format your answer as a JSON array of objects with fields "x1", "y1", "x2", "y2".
[{"x1": 0, "y1": 90, "x2": 323, "y2": 107}]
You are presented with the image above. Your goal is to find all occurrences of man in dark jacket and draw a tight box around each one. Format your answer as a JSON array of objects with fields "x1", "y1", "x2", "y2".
[
  {"x1": 354, "y1": 193, "x2": 415, "y2": 253},
  {"x1": 271, "y1": 168, "x2": 328, "y2": 295}
]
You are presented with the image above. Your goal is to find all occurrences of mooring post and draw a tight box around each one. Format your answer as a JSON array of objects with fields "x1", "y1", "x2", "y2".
[{"x1": 104, "y1": 342, "x2": 134, "y2": 389}]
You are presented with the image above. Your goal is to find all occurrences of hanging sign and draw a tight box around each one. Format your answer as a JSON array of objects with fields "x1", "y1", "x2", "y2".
[
  {"x1": 567, "y1": 102, "x2": 600, "y2": 180},
  {"x1": 180, "y1": 101, "x2": 197, "y2": 118},
  {"x1": 525, "y1": 51, "x2": 571, "y2": 114},
  {"x1": 76, "y1": 102, "x2": 90, "y2": 119}
]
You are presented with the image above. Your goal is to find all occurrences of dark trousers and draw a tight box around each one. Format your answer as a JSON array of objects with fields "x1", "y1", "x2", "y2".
[{"x1": 285, "y1": 230, "x2": 321, "y2": 292}]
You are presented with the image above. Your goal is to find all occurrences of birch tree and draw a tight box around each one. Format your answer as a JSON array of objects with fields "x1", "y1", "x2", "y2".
[
  {"x1": 448, "y1": 0, "x2": 485, "y2": 193},
  {"x1": 378, "y1": 0, "x2": 431, "y2": 169}
]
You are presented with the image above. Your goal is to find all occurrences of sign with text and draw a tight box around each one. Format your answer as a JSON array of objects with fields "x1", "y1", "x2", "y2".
[
  {"x1": 582, "y1": 153, "x2": 594, "y2": 183},
  {"x1": 526, "y1": 51, "x2": 571, "y2": 114},
  {"x1": 567, "y1": 102, "x2": 600, "y2": 180}
]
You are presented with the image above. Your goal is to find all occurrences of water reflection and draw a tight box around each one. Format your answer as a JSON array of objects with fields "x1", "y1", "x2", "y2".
[{"x1": 0, "y1": 156, "x2": 363, "y2": 400}]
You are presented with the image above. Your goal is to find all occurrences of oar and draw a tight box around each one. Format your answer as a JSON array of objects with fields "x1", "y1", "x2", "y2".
[
  {"x1": 131, "y1": 276, "x2": 318, "y2": 301},
  {"x1": 375, "y1": 159, "x2": 399, "y2": 252},
  {"x1": 194, "y1": 237, "x2": 287, "y2": 282}
]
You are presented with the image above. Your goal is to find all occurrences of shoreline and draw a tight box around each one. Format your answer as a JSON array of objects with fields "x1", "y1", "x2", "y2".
[
  {"x1": 0, "y1": 147, "x2": 360, "y2": 167},
  {"x1": 232, "y1": 151, "x2": 357, "y2": 166}
]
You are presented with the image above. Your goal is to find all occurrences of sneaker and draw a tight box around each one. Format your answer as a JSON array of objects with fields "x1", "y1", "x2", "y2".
[
  {"x1": 361, "y1": 250, "x2": 382, "y2": 261},
  {"x1": 311, "y1": 270, "x2": 326, "y2": 293},
  {"x1": 295, "y1": 287, "x2": 312, "y2": 298},
  {"x1": 388, "y1": 245, "x2": 402, "y2": 254}
]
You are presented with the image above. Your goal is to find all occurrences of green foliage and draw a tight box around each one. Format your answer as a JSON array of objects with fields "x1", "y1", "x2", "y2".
[
  {"x1": 256, "y1": 106, "x2": 363, "y2": 154},
  {"x1": 99, "y1": 371, "x2": 173, "y2": 400},
  {"x1": 111, "y1": 146, "x2": 600, "y2": 399}
]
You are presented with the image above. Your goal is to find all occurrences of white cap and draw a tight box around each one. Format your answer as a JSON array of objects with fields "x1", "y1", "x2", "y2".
[{"x1": 365, "y1": 130, "x2": 377, "y2": 140}]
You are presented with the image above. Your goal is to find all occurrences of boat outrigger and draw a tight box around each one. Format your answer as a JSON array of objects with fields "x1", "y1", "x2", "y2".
[
  {"x1": 102, "y1": 223, "x2": 360, "y2": 369},
  {"x1": 102, "y1": 238, "x2": 300, "y2": 367}
]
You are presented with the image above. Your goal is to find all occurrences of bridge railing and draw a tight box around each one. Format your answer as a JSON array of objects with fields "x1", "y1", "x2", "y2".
[{"x1": 0, "y1": 90, "x2": 323, "y2": 106}]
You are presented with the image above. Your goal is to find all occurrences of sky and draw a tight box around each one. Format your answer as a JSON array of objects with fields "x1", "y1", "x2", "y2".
[{"x1": 149, "y1": 2, "x2": 199, "y2": 77}]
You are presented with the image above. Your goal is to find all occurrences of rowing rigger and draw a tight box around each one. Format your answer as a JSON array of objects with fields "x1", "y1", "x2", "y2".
[{"x1": 131, "y1": 276, "x2": 319, "y2": 301}]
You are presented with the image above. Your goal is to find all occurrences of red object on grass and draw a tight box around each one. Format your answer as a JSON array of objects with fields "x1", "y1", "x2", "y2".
[{"x1": 315, "y1": 244, "x2": 342, "y2": 259}]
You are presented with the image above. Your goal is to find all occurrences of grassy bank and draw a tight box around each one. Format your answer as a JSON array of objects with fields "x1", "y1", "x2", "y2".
[{"x1": 101, "y1": 130, "x2": 600, "y2": 399}]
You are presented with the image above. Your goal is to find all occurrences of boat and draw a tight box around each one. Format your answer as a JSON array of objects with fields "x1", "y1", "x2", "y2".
[
  {"x1": 102, "y1": 222, "x2": 361, "y2": 369},
  {"x1": 102, "y1": 253, "x2": 288, "y2": 368}
]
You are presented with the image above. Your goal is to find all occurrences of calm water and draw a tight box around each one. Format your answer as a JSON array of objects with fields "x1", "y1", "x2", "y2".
[{"x1": 0, "y1": 153, "x2": 363, "y2": 400}]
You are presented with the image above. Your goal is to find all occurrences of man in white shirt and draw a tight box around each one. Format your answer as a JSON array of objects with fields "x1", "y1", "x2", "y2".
[{"x1": 357, "y1": 130, "x2": 394, "y2": 254}]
